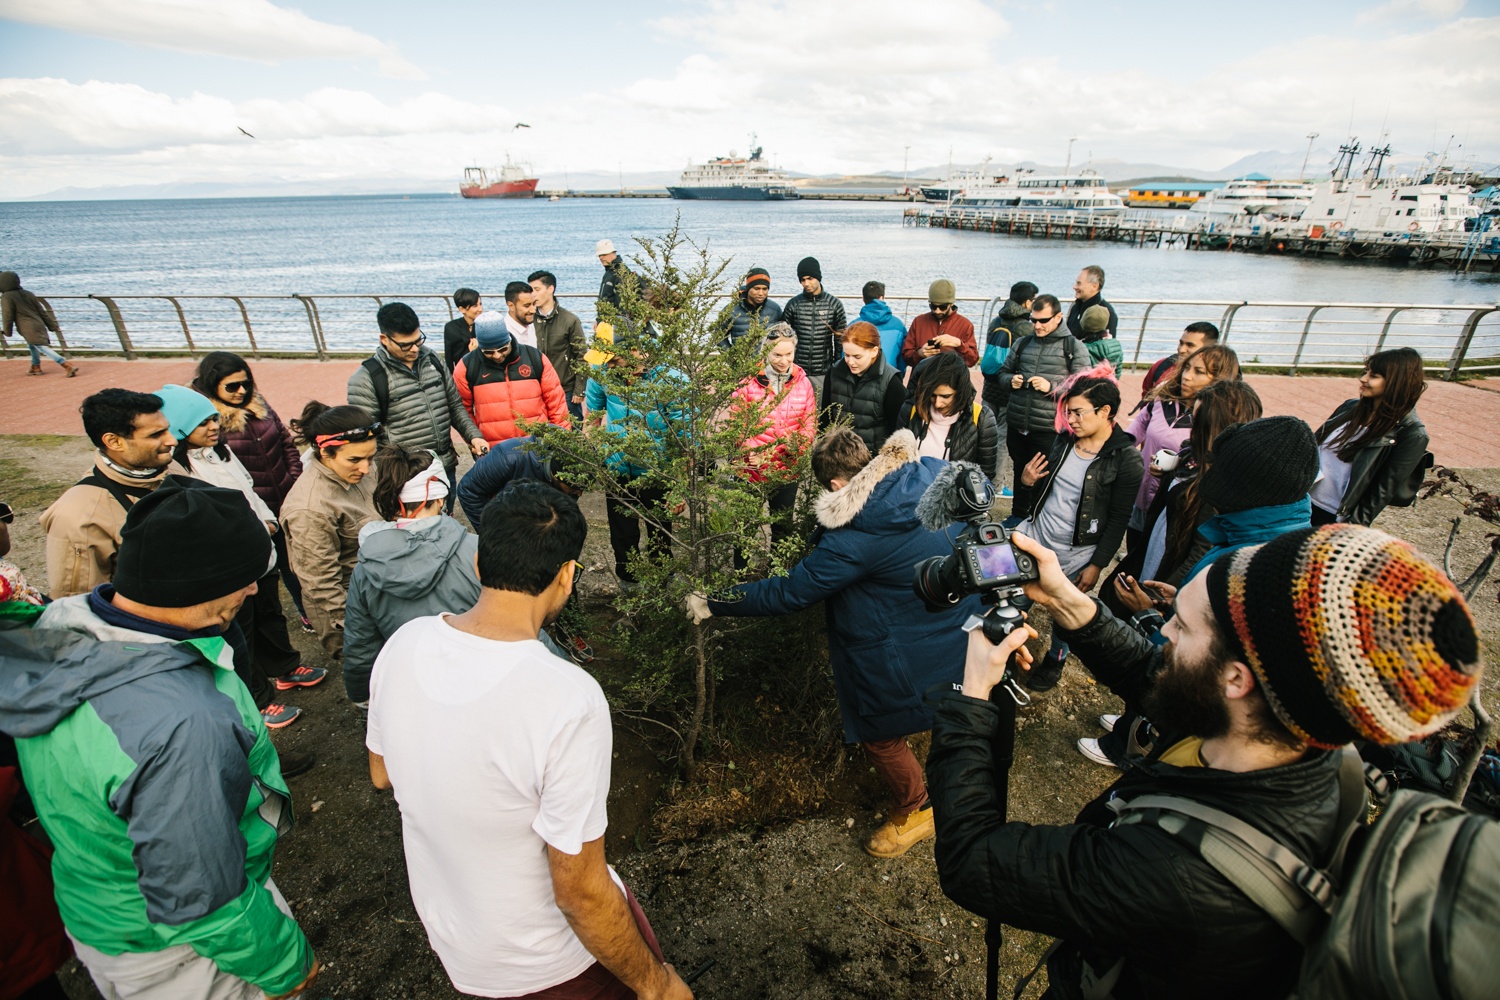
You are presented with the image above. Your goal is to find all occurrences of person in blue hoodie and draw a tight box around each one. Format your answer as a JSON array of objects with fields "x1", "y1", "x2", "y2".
[
  {"x1": 858, "y1": 280, "x2": 908, "y2": 374},
  {"x1": 688, "y1": 427, "x2": 981, "y2": 861}
]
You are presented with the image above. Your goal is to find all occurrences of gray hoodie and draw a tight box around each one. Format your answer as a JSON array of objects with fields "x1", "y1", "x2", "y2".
[{"x1": 340, "y1": 516, "x2": 569, "y2": 702}]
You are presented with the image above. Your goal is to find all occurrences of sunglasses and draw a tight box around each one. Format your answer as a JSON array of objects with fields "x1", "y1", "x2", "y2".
[
  {"x1": 314, "y1": 423, "x2": 383, "y2": 448},
  {"x1": 929, "y1": 303, "x2": 955, "y2": 313},
  {"x1": 1031, "y1": 313, "x2": 1059, "y2": 323},
  {"x1": 0, "y1": 501, "x2": 11, "y2": 524},
  {"x1": 221, "y1": 380, "x2": 252, "y2": 393}
]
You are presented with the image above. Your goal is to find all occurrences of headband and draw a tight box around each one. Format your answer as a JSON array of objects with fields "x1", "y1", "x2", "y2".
[{"x1": 398, "y1": 453, "x2": 449, "y2": 506}]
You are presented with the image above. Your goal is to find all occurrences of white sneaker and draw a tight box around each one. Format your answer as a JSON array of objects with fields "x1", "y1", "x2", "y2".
[
  {"x1": 1099, "y1": 713, "x2": 1121, "y2": 733},
  {"x1": 1077, "y1": 737, "x2": 1120, "y2": 769}
]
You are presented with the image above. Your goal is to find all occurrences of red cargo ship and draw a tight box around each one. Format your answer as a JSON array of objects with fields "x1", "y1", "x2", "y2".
[{"x1": 460, "y1": 158, "x2": 539, "y2": 199}]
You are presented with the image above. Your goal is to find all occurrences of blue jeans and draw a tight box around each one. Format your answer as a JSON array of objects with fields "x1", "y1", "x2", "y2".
[{"x1": 29, "y1": 343, "x2": 66, "y2": 366}]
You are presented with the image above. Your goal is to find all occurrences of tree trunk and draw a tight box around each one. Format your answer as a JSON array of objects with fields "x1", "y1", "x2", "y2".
[{"x1": 683, "y1": 621, "x2": 709, "y2": 778}]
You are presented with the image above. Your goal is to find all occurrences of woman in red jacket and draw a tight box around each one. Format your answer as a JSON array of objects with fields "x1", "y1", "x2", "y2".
[
  {"x1": 731, "y1": 324, "x2": 817, "y2": 558},
  {"x1": 192, "y1": 351, "x2": 310, "y2": 628},
  {"x1": 453, "y1": 312, "x2": 570, "y2": 444}
]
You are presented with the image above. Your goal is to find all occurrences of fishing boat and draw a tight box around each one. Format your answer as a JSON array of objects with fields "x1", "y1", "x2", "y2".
[
  {"x1": 1298, "y1": 142, "x2": 1476, "y2": 236},
  {"x1": 1190, "y1": 174, "x2": 1314, "y2": 219},
  {"x1": 667, "y1": 139, "x2": 798, "y2": 201},
  {"x1": 950, "y1": 170, "x2": 1127, "y2": 216},
  {"x1": 460, "y1": 155, "x2": 539, "y2": 199}
]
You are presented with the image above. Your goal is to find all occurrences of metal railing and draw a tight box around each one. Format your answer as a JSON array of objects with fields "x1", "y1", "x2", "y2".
[{"x1": 5, "y1": 291, "x2": 1498, "y2": 381}]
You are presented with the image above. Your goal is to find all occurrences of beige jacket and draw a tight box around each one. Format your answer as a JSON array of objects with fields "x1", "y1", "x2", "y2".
[
  {"x1": 280, "y1": 455, "x2": 378, "y2": 657},
  {"x1": 39, "y1": 457, "x2": 170, "y2": 598}
]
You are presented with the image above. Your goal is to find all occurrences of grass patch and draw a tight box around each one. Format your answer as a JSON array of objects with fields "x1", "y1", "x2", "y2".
[{"x1": 0, "y1": 454, "x2": 75, "y2": 510}]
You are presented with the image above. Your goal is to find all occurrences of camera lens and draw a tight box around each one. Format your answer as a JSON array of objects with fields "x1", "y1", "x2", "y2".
[{"x1": 913, "y1": 555, "x2": 963, "y2": 610}]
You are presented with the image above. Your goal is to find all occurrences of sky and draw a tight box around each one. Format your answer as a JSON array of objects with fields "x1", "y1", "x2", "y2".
[{"x1": 1, "y1": 0, "x2": 1497, "y2": 198}]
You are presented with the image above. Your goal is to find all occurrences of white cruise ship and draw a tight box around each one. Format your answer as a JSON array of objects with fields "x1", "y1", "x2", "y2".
[
  {"x1": 950, "y1": 170, "x2": 1127, "y2": 216},
  {"x1": 1190, "y1": 175, "x2": 1315, "y2": 219}
]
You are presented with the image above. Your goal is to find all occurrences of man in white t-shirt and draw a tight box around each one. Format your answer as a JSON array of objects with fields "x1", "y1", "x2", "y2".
[{"x1": 367, "y1": 481, "x2": 691, "y2": 1000}]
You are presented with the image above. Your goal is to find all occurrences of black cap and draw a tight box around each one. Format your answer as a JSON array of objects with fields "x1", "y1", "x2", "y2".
[
  {"x1": 1201, "y1": 415, "x2": 1320, "y2": 514},
  {"x1": 113, "y1": 480, "x2": 272, "y2": 608},
  {"x1": 797, "y1": 256, "x2": 821, "y2": 281}
]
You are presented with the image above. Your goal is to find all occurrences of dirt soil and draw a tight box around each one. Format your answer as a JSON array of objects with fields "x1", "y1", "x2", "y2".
[{"x1": 5, "y1": 434, "x2": 1497, "y2": 1000}]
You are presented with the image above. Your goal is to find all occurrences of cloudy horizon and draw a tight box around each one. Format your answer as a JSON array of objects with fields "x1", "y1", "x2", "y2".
[{"x1": 2, "y1": 0, "x2": 1497, "y2": 200}]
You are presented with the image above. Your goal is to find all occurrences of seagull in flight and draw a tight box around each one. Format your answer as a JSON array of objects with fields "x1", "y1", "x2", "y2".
[
  {"x1": 238, "y1": 127, "x2": 255, "y2": 138},
  {"x1": 512, "y1": 123, "x2": 530, "y2": 131}
]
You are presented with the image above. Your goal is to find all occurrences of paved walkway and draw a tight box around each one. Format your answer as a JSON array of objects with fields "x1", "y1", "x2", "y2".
[{"x1": 3, "y1": 356, "x2": 1497, "y2": 468}]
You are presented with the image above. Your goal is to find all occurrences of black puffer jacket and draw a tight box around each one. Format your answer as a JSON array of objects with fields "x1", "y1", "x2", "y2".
[
  {"x1": 821, "y1": 356, "x2": 904, "y2": 453},
  {"x1": 1314, "y1": 399, "x2": 1431, "y2": 526},
  {"x1": 994, "y1": 332, "x2": 1089, "y2": 433},
  {"x1": 1027, "y1": 425, "x2": 1144, "y2": 569},
  {"x1": 719, "y1": 293, "x2": 784, "y2": 347},
  {"x1": 781, "y1": 290, "x2": 847, "y2": 377},
  {"x1": 928, "y1": 603, "x2": 1344, "y2": 1000},
  {"x1": 982, "y1": 300, "x2": 1034, "y2": 413},
  {"x1": 597, "y1": 258, "x2": 635, "y2": 319},
  {"x1": 900, "y1": 400, "x2": 1001, "y2": 480}
]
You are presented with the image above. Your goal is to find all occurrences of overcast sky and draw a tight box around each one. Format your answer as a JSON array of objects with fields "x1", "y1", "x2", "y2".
[{"x1": 2, "y1": 0, "x2": 1497, "y2": 197}]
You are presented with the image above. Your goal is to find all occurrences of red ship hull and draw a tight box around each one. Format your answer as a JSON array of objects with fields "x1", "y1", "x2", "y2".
[{"x1": 460, "y1": 178, "x2": 539, "y2": 199}]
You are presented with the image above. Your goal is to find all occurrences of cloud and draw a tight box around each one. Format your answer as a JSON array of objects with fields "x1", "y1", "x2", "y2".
[
  {"x1": 0, "y1": 0, "x2": 423, "y2": 78},
  {"x1": 1357, "y1": 0, "x2": 1467, "y2": 23}
]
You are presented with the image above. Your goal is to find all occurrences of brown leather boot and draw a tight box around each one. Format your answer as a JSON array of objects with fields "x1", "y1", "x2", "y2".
[
  {"x1": 63, "y1": 361, "x2": 79, "y2": 377},
  {"x1": 27, "y1": 363, "x2": 42, "y2": 376},
  {"x1": 864, "y1": 805, "x2": 935, "y2": 858}
]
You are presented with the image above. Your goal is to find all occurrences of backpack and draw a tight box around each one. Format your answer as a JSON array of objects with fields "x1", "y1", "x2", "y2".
[
  {"x1": 361, "y1": 352, "x2": 446, "y2": 425},
  {"x1": 1111, "y1": 748, "x2": 1500, "y2": 1000}
]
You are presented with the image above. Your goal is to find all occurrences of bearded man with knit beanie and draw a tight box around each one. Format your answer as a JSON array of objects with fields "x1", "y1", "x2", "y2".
[{"x1": 928, "y1": 523, "x2": 1483, "y2": 1000}]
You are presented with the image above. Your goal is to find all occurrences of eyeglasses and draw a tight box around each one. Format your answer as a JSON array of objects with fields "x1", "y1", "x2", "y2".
[
  {"x1": 221, "y1": 380, "x2": 251, "y2": 393},
  {"x1": 1065, "y1": 406, "x2": 1098, "y2": 420},
  {"x1": 1031, "y1": 313, "x2": 1060, "y2": 324},
  {"x1": 385, "y1": 333, "x2": 427, "y2": 351},
  {"x1": 929, "y1": 303, "x2": 955, "y2": 313},
  {"x1": 0, "y1": 501, "x2": 12, "y2": 524},
  {"x1": 314, "y1": 423, "x2": 382, "y2": 448}
]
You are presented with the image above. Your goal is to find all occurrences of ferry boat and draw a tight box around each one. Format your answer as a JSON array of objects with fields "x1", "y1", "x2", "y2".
[
  {"x1": 460, "y1": 156, "x2": 539, "y2": 199},
  {"x1": 1190, "y1": 174, "x2": 1314, "y2": 218},
  {"x1": 920, "y1": 163, "x2": 996, "y2": 202},
  {"x1": 1298, "y1": 143, "x2": 1476, "y2": 236},
  {"x1": 950, "y1": 170, "x2": 1127, "y2": 216},
  {"x1": 667, "y1": 140, "x2": 798, "y2": 201},
  {"x1": 1124, "y1": 181, "x2": 1224, "y2": 208}
]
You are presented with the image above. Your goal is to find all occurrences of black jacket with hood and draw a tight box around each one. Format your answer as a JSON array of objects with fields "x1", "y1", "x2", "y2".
[
  {"x1": 983, "y1": 299, "x2": 1034, "y2": 413},
  {"x1": 1313, "y1": 399, "x2": 1431, "y2": 526},
  {"x1": 1027, "y1": 424, "x2": 1145, "y2": 569},
  {"x1": 928, "y1": 603, "x2": 1345, "y2": 1000},
  {"x1": 900, "y1": 399, "x2": 1001, "y2": 480}
]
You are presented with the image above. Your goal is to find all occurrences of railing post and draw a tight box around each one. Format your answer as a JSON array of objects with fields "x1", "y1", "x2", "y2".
[
  {"x1": 228, "y1": 297, "x2": 259, "y2": 357},
  {"x1": 293, "y1": 295, "x2": 327, "y2": 360},
  {"x1": 91, "y1": 295, "x2": 136, "y2": 359},
  {"x1": 35, "y1": 296, "x2": 70, "y2": 353},
  {"x1": 1218, "y1": 302, "x2": 1246, "y2": 343},
  {"x1": 1373, "y1": 306, "x2": 1406, "y2": 354},
  {"x1": 163, "y1": 296, "x2": 195, "y2": 354},
  {"x1": 1290, "y1": 306, "x2": 1326, "y2": 375},
  {"x1": 1131, "y1": 303, "x2": 1158, "y2": 365},
  {"x1": 1445, "y1": 307, "x2": 1499, "y2": 381}
]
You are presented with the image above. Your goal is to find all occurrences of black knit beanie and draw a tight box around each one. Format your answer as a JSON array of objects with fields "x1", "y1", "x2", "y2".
[
  {"x1": 1204, "y1": 524, "x2": 1481, "y2": 748},
  {"x1": 1200, "y1": 415, "x2": 1319, "y2": 514},
  {"x1": 797, "y1": 256, "x2": 822, "y2": 282},
  {"x1": 114, "y1": 480, "x2": 272, "y2": 608}
]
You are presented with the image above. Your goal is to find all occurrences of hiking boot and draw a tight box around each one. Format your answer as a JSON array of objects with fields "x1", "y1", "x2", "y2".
[
  {"x1": 1077, "y1": 737, "x2": 1120, "y2": 769},
  {"x1": 278, "y1": 751, "x2": 315, "y2": 779},
  {"x1": 27, "y1": 364, "x2": 42, "y2": 376},
  {"x1": 273, "y1": 665, "x2": 327, "y2": 690},
  {"x1": 63, "y1": 361, "x2": 79, "y2": 378},
  {"x1": 864, "y1": 806, "x2": 936, "y2": 859},
  {"x1": 261, "y1": 703, "x2": 302, "y2": 729},
  {"x1": 1024, "y1": 642, "x2": 1068, "y2": 692},
  {"x1": 1099, "y1": 713, "x2": 1120, "y2": 733}
]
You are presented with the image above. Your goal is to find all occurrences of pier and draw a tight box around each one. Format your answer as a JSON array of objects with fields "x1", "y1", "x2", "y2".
[{"x1": 904, "y1": 206, "x2": 1500, "y2": 272}]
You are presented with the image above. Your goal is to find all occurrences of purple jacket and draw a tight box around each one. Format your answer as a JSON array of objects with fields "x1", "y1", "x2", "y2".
[
  {"x1": 213, "y1": 393, "x2": 303, "y2": 513},
  {"x1": 1126, "y1": 399, "x2": 1192, "y2": 514}
]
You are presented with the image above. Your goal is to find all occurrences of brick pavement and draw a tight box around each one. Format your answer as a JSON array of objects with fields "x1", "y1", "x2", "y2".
[{"x1": 3, "y1": 356, "x2": 1497, "y2": 468}]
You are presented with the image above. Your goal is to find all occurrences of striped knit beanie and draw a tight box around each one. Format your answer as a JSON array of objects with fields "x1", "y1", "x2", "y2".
[{"x1": 1205, "y1": 524, "x2": 1481, "y2": 749}]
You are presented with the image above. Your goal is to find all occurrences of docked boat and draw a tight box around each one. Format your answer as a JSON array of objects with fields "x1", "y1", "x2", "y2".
[
  {"x1": 1124, "y1": 181, "x2": 1224, "y2": 208},
  {"x1": 1298, "y1": 143, "x2": 1476, "y2": 236},
  {"x1": 1190, "y1": 174, "x2": 1314, "y2": 219},
  {"x1": 460, "y1": 156, "x2": 539, "y2": 199},
  {"x1": 667, "y1": 140, "x2": 798, "y2": 201},
  {"x1": 950, "y1": 170, "x2": 1127, "y2": 216}
]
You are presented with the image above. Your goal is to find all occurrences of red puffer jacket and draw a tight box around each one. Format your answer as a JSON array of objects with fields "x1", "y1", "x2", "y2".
[
  {"x1": 454, "y1": 345, "x2": 570, "y2": 444},
  {"x1": 213, "y1": 393, "x2": 303, "y2": 514},
  {"x1": 732, "y1": 364, "x2": 817, "y2": 482}
]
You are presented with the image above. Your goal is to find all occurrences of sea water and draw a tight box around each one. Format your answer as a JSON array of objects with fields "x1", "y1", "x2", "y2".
[{"x1": 4, "y1": 194, "x2": 1497, "y2": 363}]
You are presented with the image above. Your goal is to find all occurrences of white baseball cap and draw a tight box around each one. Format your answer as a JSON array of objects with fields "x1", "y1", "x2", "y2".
[{"x1": 595, "y1": 239, "x2": 616, "y2": 256}]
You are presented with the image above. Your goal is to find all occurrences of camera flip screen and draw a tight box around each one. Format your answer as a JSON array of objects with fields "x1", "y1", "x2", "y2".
[{"x1": 972, "y1": 542, "x2": 1021, "y2": 582}]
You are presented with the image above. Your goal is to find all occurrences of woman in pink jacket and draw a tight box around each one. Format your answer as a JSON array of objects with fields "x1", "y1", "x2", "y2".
[
  {"x1": 1125, "y1": 344, "x2": 1241, "y2": 550},
  {"x1": 731, "y1": 323, "x2": 817, "y2": 559}
]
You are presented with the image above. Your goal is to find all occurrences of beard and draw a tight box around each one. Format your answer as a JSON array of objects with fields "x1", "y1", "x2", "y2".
[{"x1": 1141, "y1": 639, "x2": 1232, "y2": 741}]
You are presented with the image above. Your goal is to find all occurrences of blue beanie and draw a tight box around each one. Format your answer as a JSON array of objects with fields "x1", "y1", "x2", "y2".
[
  {"x1": 474, "y1": 310, "x2": 511, "y2": 351},
  {"x1": 155, "y1": 384, "x2": 219, "y2": 441}
]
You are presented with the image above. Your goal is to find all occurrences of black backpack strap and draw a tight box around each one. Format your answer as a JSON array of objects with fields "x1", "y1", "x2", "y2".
[
  {"x1": 76, "y1": 470, "x2": 155, "y2": 513},
  {"x1": 360, "y1": 357, "x2": 390, "y2": 422}
]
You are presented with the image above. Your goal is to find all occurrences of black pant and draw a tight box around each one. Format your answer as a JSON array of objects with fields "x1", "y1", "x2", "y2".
[
  {"x1": 734, "y1": 481, "x2": 801, "y2": 569},
  {"x1": 1311, "y1": 504, "x2": 1338, "y2": 526},
  {"x1": 1006, "y1": 426, "x2": 1057, "y2": 517},
  {"x1": 605, "y1": 484, "x2": 670, "y2": 582},
  {"x1": 234, "y1": 568, "x2": 302, "y2": 708},
  {"x1": 271, "y1": 527, "x2": 305, "y2": 617}
]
